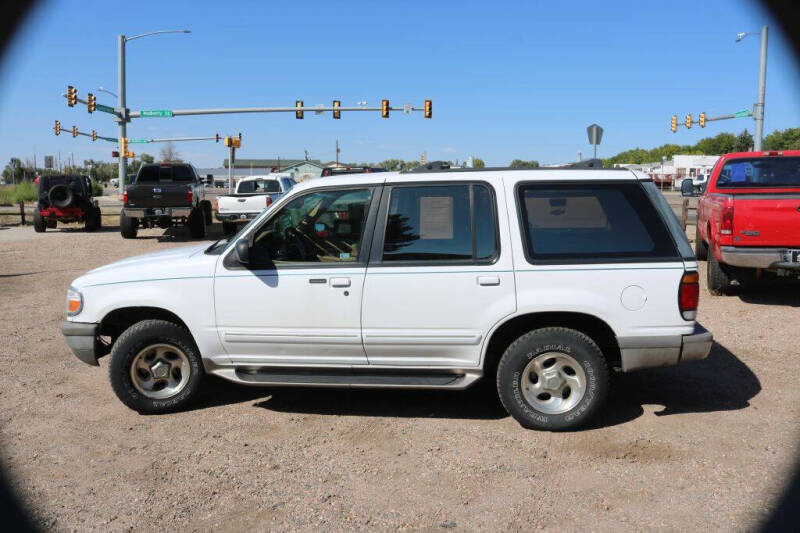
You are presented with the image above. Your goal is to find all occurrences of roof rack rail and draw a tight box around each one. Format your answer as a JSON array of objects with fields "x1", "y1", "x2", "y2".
[{"x1": 402, "y1": 158, "x2": 614, "y2": 174}]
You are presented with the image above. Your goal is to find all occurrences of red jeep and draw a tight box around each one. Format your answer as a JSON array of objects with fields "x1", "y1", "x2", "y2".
[
  {"x1": 33, "y1": 175, "x2": 102, "y2": 233},
  {"x1": 693, "y1": 150, "x2": 800, "y2": 294}
]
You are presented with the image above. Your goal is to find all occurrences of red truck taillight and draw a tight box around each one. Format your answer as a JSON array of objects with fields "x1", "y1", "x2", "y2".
[
  {"x1": 122, "y1": 190, "x2": 128, "y2": 205},
  {"x1": 186, "y1": 188, "x2": 193, "y2": 204},
  {"x1": 720, "y1": 199, "x2": 734, "y2": 235},
  {"x1": 679, "y1": 271, "x2": 700, "y2": 320},
  {"x1": 265, "y1": 196, "x2": 273, "y2": 207}
]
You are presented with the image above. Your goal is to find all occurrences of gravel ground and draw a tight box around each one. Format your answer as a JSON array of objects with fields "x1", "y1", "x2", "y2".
[{"x1": 0, "y1": 222, "x2": 798, "y2": 531}]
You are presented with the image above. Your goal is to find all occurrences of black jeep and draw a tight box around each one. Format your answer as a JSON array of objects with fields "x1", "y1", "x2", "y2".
[{"x1": 33, "y1": 175, "x2": 101, "y2": 233}]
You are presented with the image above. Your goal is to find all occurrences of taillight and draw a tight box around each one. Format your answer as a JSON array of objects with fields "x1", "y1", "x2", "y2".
[
  {"x1": 186, "y1": 188, "x2": 193, "y2": 204},
  {"x1": 679, "y1": 271, "x2": 700, "y2": 320},
  {"x1": 720, "y1": 199, "x2": 734, "y2": 235},
  {"x1": 265, "y1": 196, "x2": 273, "y2": 207},
  {"x1": 213, "y1": 198, "x2": 219, "y2": 211},
  {"x1": 122, "y1": 190, "x2": 128, "y2": 205}
]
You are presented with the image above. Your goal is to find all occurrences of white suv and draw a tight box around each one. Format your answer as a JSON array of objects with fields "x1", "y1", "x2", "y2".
[{"x1": 62, "y1": 168, "x2": 712, "y2": 430}]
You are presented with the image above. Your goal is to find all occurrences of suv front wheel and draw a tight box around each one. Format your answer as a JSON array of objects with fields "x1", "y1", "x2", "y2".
[
  {"x1": 109, "y1": 320, "x2": 204, "y2": 413},
  {"x1": 497, "y1": 327, "x2": 609, "y2": 431}
]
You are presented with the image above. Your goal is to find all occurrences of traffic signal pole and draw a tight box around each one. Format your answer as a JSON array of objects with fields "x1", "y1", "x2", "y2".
[
  {"x1": 754, "y1": 26, "x2": 768, "y2": 151},
  {"x1": 126, "y1": 104, "x2": 428, "y2": 118},
  {"x1": 117, "y1": 34, "x2": 128, "y2": 194}
]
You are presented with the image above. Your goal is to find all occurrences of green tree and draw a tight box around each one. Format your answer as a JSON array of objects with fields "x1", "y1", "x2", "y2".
[
  {"x1": 733, "y1": 130, "x2": 754, "y2": 153},
  {"x1": 378, "y1": 159, "x2": 405, "y2": 171},
  {"x1": 472, "y1": 157, "x2": 485, "y2": 169},
  {"x1": 763, "y1": 128, "x2": 800, "y2": 150},
  {"x1": 509, "y1": 159, "x2": 540, "y2": 168}
]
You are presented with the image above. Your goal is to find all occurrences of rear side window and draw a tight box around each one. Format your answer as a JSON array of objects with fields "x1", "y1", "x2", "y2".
[
  {"x1": 382, "y1": 183, "x2": 498, "y2": 263},
  {"x1": 517, "y1": 182, "x2": 679, "y2": 264},
  {"x1": 716, "y1": 157, "x2": 800, "y2": 188}
]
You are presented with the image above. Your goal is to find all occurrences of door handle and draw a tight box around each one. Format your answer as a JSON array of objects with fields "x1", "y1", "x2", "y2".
[
  {"x1": 330, "y1": 277, "x2": 351, "y2": 288},
  {"x1": 477, "y1": 275, "x2": 500, "y2": 286},
  {"x1": 309, "y1": 278, "x2": 327, "y2": 284}
]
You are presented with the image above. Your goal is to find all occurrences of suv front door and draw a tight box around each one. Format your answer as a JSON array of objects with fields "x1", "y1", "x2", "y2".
[
  {"x1": 361, "y1": 178, "x2": 516, "y2": 367},
  {"x1": 214, "y1": 186, "x2": 379, "y2": 366}
]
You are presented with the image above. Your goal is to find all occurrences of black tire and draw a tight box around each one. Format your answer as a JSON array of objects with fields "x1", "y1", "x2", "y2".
[
  {"x1": 694, "y1": 224, "x2": 708, "y2": 261},
  {"x1": 707, "y1": 252, "x2": 732, "y2": 295},
  {"x1": 109, "y1": 320, "x2": 204, "y2": 414},
  {"x1": 33, "y1": 210, "x2": 46, "y2": 233},
  {"x1": 120, "y1": 212, "x2": 138, "y2": 239},
  {"x1": 188, "y1": 206, "x2": 206, "y2": 239},
  {"x1": 48, "y1": 184, "x2": 73, "y2": 208},
  {"x1": 84, "y1": 206, "x2": 100, "y2": 232},
  {"x1": 222, "y1": 221, "x2": 238, "y2": 236},
  {"x1": 202, "y1": 201, "x2": 212, "y2": 226},
  {"x1": 496, "y1": 327, "x2": 609, "y2": 431}
]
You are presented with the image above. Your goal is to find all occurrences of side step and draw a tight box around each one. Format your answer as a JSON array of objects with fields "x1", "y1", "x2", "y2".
[{"x1": 233, "y1": 367, "x2": 476, "y2": 388}]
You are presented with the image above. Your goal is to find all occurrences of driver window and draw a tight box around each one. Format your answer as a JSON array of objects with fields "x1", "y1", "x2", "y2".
[{"x1": 249, "y1": 188, "x2": 372, "y2": 265}]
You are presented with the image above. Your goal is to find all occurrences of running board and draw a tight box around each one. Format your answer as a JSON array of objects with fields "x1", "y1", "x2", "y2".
[{"x1": 222, "y1": 367, "x2": 482, "y2": 389}]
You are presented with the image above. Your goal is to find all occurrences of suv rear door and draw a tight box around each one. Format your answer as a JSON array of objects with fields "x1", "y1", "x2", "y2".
[{"x1": 360, "y1": 176, "x2": 516, "y2": 367}]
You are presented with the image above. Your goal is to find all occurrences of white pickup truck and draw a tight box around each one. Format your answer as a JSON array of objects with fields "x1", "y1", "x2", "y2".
[{"x1": 214, "y1": 175, "x2": 296, "y2": 235}]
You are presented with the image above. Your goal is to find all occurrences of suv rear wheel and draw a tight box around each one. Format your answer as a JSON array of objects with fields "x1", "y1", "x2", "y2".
[
  {"x1": 85, "y1": 206, "x2": 101, "y2": 232},
  {"x1": 33, "y1": 211, "x2": 46, "y2": 233},
  {"x1": 694, "y1": 224, "x2": 708, "y2": 260},
  {"x1": 120, "y1": 212, "x2": 138, "y2": 239},
  {"x1": 497, "y1": 327, "x2": 609, "y2": 431},
  {"x1": 109, "y1": 320, "x2": 204, "y2": 413},
  {"x1": 707, "y1": 253, "x2": 731, "y2": 295}
]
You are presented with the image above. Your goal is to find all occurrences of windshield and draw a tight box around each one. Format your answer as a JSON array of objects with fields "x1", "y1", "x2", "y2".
[
  {"x1": 237, "y1": 179, "x2": 281, "y2": 194},
  {"x1": 716, "y1": 157, "x2": 800, "y2": 188}
]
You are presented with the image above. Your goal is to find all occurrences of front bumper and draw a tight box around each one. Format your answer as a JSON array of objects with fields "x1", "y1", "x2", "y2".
[
  {"x1": 122, "y1": 207, "x2": 192, "y2": 218},
  {"x1": 215, "y1": 212, "x2": 257, "y2": 222},
  {"x1": 618, "y1": 323, "x2": 713, "y2": 372},
  {"x1": 61, "y1": 321, "x2": 100, "y2": 366},
  {"x1": 720, "y1": 246, "x2": 800, "y2": 271}
]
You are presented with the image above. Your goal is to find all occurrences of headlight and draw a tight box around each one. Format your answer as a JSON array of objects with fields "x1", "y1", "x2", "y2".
[{"x1": 66, "y1": 287, "x2": 83, "y2": 316}]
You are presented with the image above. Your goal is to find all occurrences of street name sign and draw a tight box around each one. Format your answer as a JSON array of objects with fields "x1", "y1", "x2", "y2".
[
  {"x1": 141, "y1": 110, "x2": 173, "y2": 118},
  {"x1": 734, "y1": 109, "x2": 751, "y2": 118},
  {"x1": 129, "y1": 139, "x2": 149, "y2": 144},
  {"x1": 96, "y1": 104, "x2": 115, "y2": 114}
]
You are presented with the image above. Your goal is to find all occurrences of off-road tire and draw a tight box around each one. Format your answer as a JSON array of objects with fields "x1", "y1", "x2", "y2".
[
  {"x1": 109, "y1": 320, "x2": 204, "y2": 414},
  {"x1": 694, "y1": 224, "x2": 708, "y2": 261},
  {"x1": 33, "y1": 210, "x2": 46, "y2": 233},
  {"x1": 84, "y1": 206, "x2": 100, "y2": 232},
  {"x1": 188, "y1": 206, "x2": 206, "y2": 239},
  {"x1": 707, "y1": 252, "x2": 732, "y2": 295},
  {"x1": 120, "y1": 212, "x2": 138, "y2": 239},
  {"x1": 496, "y1": 327, "x2": 609, "y2": 431},
  {"x1": 222, "y1": 221, "x2": 238, "y2": 236},
  {"x1": 202, "y1": 201, "x2": 212, "y2": 226}
]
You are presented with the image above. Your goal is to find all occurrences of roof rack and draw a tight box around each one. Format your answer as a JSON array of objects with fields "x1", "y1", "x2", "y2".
[{"x1": 403, "y1": 158, "x2": 618, "y2": 173}]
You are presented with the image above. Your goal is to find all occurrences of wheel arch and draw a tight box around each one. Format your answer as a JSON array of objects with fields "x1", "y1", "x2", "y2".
[
  {"x1": 99, "y1": 306, "x2": 191, "y2": 345},
  {"x1": 481, "y1": 311, "x2": 621, "y2": 379}
]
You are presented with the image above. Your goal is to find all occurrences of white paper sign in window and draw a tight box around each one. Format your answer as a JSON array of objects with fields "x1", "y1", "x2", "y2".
[{"x1": 419, "y1": 196, "x2": 454, "y2": 239}]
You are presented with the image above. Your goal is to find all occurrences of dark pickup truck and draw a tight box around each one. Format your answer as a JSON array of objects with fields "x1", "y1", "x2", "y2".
[{"x1": 120, "y1": 163, "x2": 212, "y2": 239}]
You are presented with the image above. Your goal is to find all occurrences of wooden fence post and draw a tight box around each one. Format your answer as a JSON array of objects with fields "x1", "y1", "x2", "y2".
[
  {"x1": 680, "y1": 198, "x2": 689, "y2": 231},
  {"x1": 19, "y1": 201, "x2": 25, "y2": 225}
]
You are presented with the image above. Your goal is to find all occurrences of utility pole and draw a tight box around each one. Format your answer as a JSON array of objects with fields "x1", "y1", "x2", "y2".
[
  {"x1": 335, "y1": 140, "x2": 340, "y2": 166},
  {"x1": 754, "y1": 25, "x2": 768, "y2": 151},
  {"x1": 117, "y1": 34, "x2": 127, "y2": 193}
]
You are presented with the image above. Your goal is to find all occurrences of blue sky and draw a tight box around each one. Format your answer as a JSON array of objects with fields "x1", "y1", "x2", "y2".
[{"x1": 0, "y1": 0, "x2": 798, "y2": 168}]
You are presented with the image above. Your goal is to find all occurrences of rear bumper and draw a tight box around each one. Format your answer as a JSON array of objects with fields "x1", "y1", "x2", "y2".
[
  {"x1": 122, "y1": 207, "x2": 192, "y2": 218},
  {"x1": 61, "y1": 321, "x2": 100, "y2": 366},
  {"x1": 618, "y1": 323, "x2": 713, "y2": 372},
  {"x1": 215, "y1": 212, "x2": 257, "y2": 222},
  {"x1": 720, "y1": 246, "x2": 800, "y2": 270}
]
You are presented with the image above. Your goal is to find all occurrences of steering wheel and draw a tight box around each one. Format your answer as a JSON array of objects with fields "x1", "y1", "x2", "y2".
[{"x1": 284, "y1": 227, "x2": 309, "y2": 259}]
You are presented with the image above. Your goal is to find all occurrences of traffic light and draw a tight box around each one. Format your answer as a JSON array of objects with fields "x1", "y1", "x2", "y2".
[
  {"x1": 127, "y1": 151, "x2": 134, "y2": 158},
  {"x1": 54, "y1": 120, "x2": 61, "y2": 136},
  {"x1": 332, "y1": 100, "x2": 341, "y2": 119},
  {"x1": 120, "y1": 137, "x2": 128, "y2": 156},
  {"x1": 424, "y1": 99, "x2": 432, "y2": 119},
  {"x1": 67, "y1": 85, "x2": 77, "y2": 107},
  {"x1": 381, "y1": 99, "x2": 390, "y2": 118},
  {"x1": 685, "y1": 114, "x2": 692, "y2": 129},
  {"x1": 670, "y1": 115, "x2": 677, "y2": 133},
  {"x1": 699, "y1": 112, "x2": 706, "y2": 128},
  {"x1": 215, "y1": 133, "x2": 220, "y2": 143},
  {"x1": 111, "y1": 151, "x2": 120, "y2": 158},
  {"x1": 224, "y1": 136, "x2": 231, "y2": 147},
  {"x1": 71, "y1": 126, "x2": 78, "y2": 138},
  {"x1": 295, "y1": 100, "x2": 304, "y2": 119},
  {"x1": 91, "y1": 130, "x2": 97, "y2": 142},
  {"x1": 87, "y1": 93, "x2": 96, "y2": 113}
]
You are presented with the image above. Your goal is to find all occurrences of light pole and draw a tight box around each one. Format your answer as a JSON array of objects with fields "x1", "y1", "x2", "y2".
[
  {"x1": 97, "y1": 86, "x2": 117, "y2": 98},
  {"x1": 116, "y1": 30, "x2": 191, "y2": 193},
  {"x1": 736, "y1": 26, "x2": 768, "y2": 151}
]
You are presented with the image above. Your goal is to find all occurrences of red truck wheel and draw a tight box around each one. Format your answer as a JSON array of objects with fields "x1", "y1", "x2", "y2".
[{"x1": 707, "y1": 253, "x2": 731, "y2": 296}]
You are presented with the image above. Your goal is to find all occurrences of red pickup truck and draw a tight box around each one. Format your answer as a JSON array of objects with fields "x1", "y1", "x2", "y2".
[{"x1": 694, "y1": 150, "x2": 800, "y2": 295}]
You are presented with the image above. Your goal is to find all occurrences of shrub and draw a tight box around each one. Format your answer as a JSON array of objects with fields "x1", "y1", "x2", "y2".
[
  {"x1": 0, "y1": 182, "x2": 38, "y2": 205},
  {"x1": 91, "y1": 180, "x2": 104, "y2": 197}
]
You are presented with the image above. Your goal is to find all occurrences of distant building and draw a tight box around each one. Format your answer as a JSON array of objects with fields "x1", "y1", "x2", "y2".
[
  {"x1": 615, "y1": 154, "x2": 720, "y2": 188},
  {"x1": 280, "y1": 161, "x2": 326, "y2": 181},
  {"x1": 222, "y1": 158, "x2": 322, "y2": 169}
]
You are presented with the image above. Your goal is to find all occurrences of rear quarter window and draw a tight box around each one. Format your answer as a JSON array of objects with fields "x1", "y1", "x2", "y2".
[{"x1": 517, "y1": 182, "x2": 680, "y2": 264}]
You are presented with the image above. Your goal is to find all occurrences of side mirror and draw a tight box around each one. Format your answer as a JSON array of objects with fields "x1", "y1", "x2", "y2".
[
  {"x1": 235, "y1": 239, "x2": 250, "y2": 265},
  {"x1": 680, "y1": 179, "x2": 695, "y2": 197}
]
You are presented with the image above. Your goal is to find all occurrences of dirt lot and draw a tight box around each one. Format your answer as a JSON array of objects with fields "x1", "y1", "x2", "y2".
[{"x1": 0, "y1": 222, "x2": 798, "y2": 531}]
